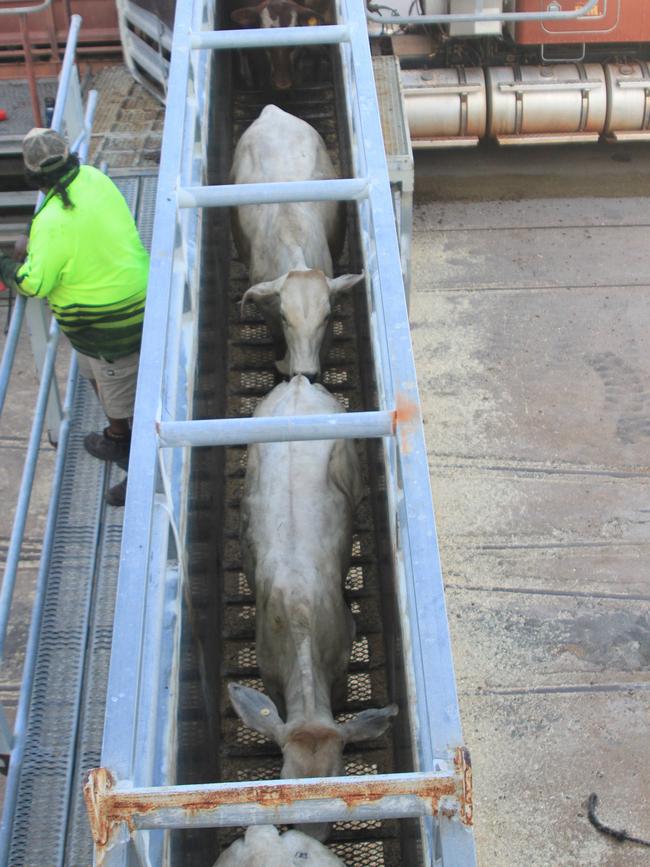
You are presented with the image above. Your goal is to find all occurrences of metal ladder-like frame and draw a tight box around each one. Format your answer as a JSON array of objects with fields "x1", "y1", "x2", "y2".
[{"x1": 86, "y1": 0, "x2": 477, "y2": 864}]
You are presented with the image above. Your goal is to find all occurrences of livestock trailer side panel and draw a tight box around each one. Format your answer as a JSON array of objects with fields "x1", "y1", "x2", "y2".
[
  {"x1": 515, "y1": 0, "x2": 650, "y2": 44},
  {"x1": 1, "y1": 0, "x2": 120, "y2": 67}
]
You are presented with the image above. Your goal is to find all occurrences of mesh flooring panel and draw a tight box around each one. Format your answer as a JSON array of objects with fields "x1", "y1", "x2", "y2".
[
  {"x1": 7, "y1": 380, "x2": 108, "y2": 866},
  {"x1": 6, "y1": 175, "x2": 155, "y2": 866}
]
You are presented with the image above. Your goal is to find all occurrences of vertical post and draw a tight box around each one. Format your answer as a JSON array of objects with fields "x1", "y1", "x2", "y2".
[
  {"x1": 18, "y1": 14, "x2": 43, "y2": 127},
  {"x1": 46, "y1": 1, "x2": 61, "y2": 68},
  {"x1": 23, "y1": 13, "x2": 84, "y2": 444},
  {"x1": 24, "y1": 299, "x2": 63, "y2": 444}
]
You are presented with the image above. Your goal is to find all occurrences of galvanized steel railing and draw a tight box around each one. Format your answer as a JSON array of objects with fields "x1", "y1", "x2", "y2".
[
  {"x1": 89, "y1": 0, "x2": 477, "y2": 864},
  {"x1": 0, "y1": 8, "x2": 96, "y2": 805}
]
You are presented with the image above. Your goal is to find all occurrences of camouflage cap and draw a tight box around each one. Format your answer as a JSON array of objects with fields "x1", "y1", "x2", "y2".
[{"x1": 22, "y1": 127, "x2": 70, "y2": 174}]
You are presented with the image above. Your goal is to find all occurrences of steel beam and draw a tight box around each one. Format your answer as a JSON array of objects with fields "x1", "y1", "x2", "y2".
[
  {"x1": 190, "y1": 24, "x2": 350, "y2": 50},
  {"x1": 177, "y1": 177, "x2": 368, "y2": 208},
  {"x1": 85, "y1": 766, "x2": 469, "y2": 843},
  {"x1": 157, "y1": 409, "x2": 394, "y2": 447}
]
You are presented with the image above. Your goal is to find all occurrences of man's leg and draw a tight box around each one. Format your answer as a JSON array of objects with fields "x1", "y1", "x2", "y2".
[{"x1": 82, "y1": 353, "x2": 139, "y2": 466}]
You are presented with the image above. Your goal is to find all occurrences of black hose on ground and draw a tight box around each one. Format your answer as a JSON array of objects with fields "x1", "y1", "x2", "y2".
[{"x1": 587, "y1": 793, "x2": 650, "y2": 848}]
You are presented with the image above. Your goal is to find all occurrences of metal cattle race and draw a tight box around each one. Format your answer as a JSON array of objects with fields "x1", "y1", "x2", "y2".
[{"x1": 87, "y1": 0, "x2": 476, "y2": 865}]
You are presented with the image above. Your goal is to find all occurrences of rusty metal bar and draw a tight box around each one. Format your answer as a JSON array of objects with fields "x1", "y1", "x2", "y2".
[
  {"x1": 18, "y1": 13, "x2": 42, "y2": 127},
  {"x1": 85, "y1": 759, "x2": 472, "y2": 849},
  {"x1": 45, "y1": 0, "x2": 61, "y2": 68}
]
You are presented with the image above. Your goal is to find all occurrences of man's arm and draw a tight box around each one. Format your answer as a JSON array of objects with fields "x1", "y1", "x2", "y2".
[
  {"x1": 3, "y1": 218, "x2": 66, "y2": 299},
  {"x1": 0, "y1": 253, "x2": 21, "y2": 293}
]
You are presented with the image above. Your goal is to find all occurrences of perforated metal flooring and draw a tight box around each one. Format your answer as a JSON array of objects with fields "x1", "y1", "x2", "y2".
[{"x1": 5, "y1": 173, "x2": 158, "y2": 867}]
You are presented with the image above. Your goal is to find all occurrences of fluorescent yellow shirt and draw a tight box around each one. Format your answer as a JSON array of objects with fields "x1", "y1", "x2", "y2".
[{"x1": 16, "y1": 165, "x2": 149, "y2": 360}]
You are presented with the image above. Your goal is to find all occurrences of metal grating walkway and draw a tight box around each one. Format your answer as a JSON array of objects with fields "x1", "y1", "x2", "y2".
[{"x1": 5, "y1": 173, "x2": 158, "y2": 867}]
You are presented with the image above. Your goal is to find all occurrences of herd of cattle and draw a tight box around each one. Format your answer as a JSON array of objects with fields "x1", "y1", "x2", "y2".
[{"x1": 211, "y1": 105, "x2": 398, "y2": 864}]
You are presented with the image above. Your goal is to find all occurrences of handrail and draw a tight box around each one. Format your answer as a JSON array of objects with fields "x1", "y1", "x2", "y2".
[
  {"x1": 0, "y1": 80, "x2": 98, "y2": 860},
  {"x1": 0, "y1": 317, "x2": 61, "y2": 661},
  {"x1": 0, "y1": 14, "x2": 97, "y2": 857},
  {"x1": 0, "y1": 0, "x2": 53, "y2": 17},
  {"x1": 0, "y1": 77, "x2": 96, "y2": 663},
  {"x1": 0, "y1": 13, "x2": 83, "y2": 418},
  {"x1": 365, "y1": 0, "x2": 601, "y2": 27}
]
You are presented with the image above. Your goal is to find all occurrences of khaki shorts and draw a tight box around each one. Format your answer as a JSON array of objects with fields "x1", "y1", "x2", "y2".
[{"x1": 77, "y1": 351, "x2": 140, "y2": 419}]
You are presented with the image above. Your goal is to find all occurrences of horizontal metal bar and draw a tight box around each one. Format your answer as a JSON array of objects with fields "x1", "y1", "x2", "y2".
[
  {"x1": 496, "y1": 133, "x2": 600, "y2": 146},
  {"x1": 177, "y1": 177, "x2": 369, "y2": 208},
  {"x1": 157, "y1": 409, "x2": 395, "y2": 447},
  {"x1": 85, "y1": 767, "x2": 466, "y2": 844},
  {"x1": 0, "y1": 0, "x2": 53, "y2": 16},
  {"x1": 404, "y1": 85, "x2": 483, "y2": 96},
  {"x1": 617, "y1": 79, "x2": 650, "y2": 90},
  {"x1": 190, "y1": 23, "x2": 350, "y2": 50},
  {"x1": 498, "y1": 81, "x2": 602, "y2": 94},
  {"x1": 366, "y1": 0, "x2": 600, "y2": 26}
]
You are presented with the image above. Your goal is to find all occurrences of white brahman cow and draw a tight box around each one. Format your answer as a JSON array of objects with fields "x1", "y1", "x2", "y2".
[
  {"x1": 213, "y1": 825, "x2": 346, "y2": 866},
  {"x1": 231, "y1": 375, "x2": 398, "y2": 840},
  {"x1": 231, "y1": 105, "x2": 363, "y2": 381}
]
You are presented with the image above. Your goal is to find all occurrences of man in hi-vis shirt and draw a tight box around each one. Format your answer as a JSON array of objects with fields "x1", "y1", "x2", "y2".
[{"x1": 0, "y1": 128, "x2": 149, "y2": 506}]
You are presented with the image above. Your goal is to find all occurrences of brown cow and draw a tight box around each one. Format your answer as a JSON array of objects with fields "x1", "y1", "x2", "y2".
[{"x1": 230, "y1": 0, "x2": 331, "y2": 90}]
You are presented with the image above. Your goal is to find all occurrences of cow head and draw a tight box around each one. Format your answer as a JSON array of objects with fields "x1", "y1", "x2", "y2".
[
  {"x1": 242, "y1": 270, "x2": 363, "y2": 381},
  {"x1": 229, "y1": 683, "x2": 398, "y2": 839},
  {"x1": 231, "y1": 0, "x2": 325, "y2": 90}
]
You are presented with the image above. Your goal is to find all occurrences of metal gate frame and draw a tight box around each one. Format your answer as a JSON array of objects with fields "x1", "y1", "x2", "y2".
[{"x1": 87, "y1": 0, "x2": 477, "y2": 864}]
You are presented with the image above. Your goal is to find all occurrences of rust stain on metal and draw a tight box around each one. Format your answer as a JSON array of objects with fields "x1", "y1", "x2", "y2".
[
  {"x1": 84, "y1": 762, "x2": 473, "y2": 859},
  {"x1": 394, "y1": 392, "x2": 420, "y2": 454},
  {"x1": 455, "y1": 746, "x2": 474, "y2": 826},
  {"x1": 83, "y1": 767, "x2": 116, "y2": 847},
  {"x1": 85, "y1": 771, "x2": 461, "y2": 829}
]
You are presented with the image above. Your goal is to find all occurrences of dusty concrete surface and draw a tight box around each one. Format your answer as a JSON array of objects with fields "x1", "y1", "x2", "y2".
[{"x1": 411, "y1": 148, "x2": 650, "y2": 866}]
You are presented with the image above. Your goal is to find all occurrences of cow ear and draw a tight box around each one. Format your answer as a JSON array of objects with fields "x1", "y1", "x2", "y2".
[
  {"x1": 340, "y1": 704, "x2": 398, "y2": 744},
  {"x1": 327, "y1": 272, "x2": 364, "y2": 297},
  {"x1": 242, "y1": 278, "x2": 283, "y2": 310},
  {"x1": 228, "y1": 682, "x2": 286, "y2": 743},
  {"x1": 231, "y1": 6, "x2": 260, "y2": 26}
]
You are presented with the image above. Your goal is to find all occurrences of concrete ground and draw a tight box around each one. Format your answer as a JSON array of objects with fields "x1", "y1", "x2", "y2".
[{"x1": 411, "y1": 142, "x2": 650, "y2": 866}]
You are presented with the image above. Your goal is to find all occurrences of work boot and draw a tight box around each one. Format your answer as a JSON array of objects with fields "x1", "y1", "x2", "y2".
[
  {"x1": 105, "y1": 477, "x2": 127, "y2": 507},
  {"x1": 84, "y1": 427, "x2": 130, "y2": 464}
]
